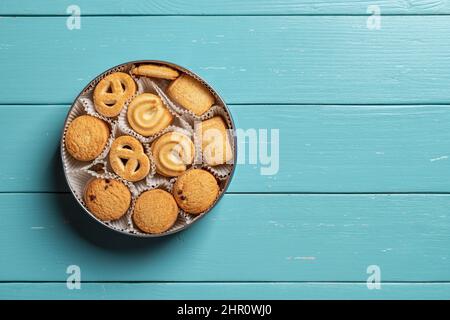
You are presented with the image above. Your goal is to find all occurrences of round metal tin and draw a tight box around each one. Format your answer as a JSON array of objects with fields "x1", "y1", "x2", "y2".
[{"x1": 60, "y1": 60, "x2": 237, "y2": 237}]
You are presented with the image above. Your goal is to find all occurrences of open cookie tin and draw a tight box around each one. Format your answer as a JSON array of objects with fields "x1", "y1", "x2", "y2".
[{"x1": 60, "y1": 60, "x2": 237, "y2": 237}]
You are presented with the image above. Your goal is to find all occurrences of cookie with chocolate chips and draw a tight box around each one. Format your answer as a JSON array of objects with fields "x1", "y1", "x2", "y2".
[
  {"x1": 172, "y1": 169, "x2": 219, "y2": 215},
  {"x1": 84, "y1": 178, "x2": 131, "y2": 221}
]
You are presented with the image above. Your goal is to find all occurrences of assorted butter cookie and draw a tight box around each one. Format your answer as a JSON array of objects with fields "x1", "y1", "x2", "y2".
[
  {"x1": 84, "y1": 178, "x2": 131, "y2": 221},
  {"x1": 132, "y1": 189, "x2": 179, "y2": 234},
  {"x1": 64, "y1": 63, "x2": 234, "y2": 235},
  {"x1": 167, "y1": 74, "x2": 215, "y2": 116},
  {"x1": 151, "y1": 131, "x2": 195, "y2": 177},
  {"x1": 109, "y1": 135, "x2": 150, "y2": 182},
  {"x1": 127, "y1": 93, "x2": 173, "y2": 136},
  {"x1": 197, "y1": 116, "x2": 233, "y2": 166},
  {"x1": 65, "y1": 115, "x2": 110, "y2": 161},
  {"x1": 173, "y1": 169, "x2": 219, "y2": 215},
  {"x1": 131, "y1": 64, "x2": 179, "y2": 80},
  {"x1": 94, "y1": 72, "x2": 137, "y2": 117}
]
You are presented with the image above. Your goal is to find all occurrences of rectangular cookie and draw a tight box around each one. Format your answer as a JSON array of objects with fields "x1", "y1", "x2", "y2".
[
  {"x1": 198, "y1": 116, "x2": 233, "y2": 166},
  {"x1": 131, "y1": 64, "x2": 180, "y2": 80},
  {"x1": 167, "y1": 74, "x2": 215, "y2": 116}
]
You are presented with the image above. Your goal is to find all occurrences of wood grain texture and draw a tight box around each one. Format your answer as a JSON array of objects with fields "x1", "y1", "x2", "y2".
[
  {"x1": 0, "y1": 193, "x2": 449, "y2": 282},
  {"x1": 1, "y1": 16, "x2": 450, "y2": 104},
  {"x1": 1, "y1": 282, "x2": 449, "y2": 300},
  {"x1": 1, "y1": 0, "x2": 449, "y2": 15},
  {"x1": 1, "y1": 4, "x2": 450, "y2": 300},
  {"x1": 2, "y1": 105, "x2": 450, "y2": 193}
]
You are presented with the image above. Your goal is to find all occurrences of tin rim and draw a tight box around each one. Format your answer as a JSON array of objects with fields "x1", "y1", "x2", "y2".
[{"x1": 60, "y1": 60, "x2": 237, "y2": 238}]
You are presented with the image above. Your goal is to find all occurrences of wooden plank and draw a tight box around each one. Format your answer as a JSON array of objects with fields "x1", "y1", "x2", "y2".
[
  {"x1": 1, "y1": 0, "x2": 449, "y2": 15},
  {"x1": 1, "y1": 16, "x2": 450, "y2": 104},
  {"x1": 0, "y1": 193, "x2": 449, "y2": 282},
  {"x1": 2, "y1": 105, "x2": 450, "y2": 193},
  {"x1": 1, "y1": 282, "x2": 449, "y2": 300}
]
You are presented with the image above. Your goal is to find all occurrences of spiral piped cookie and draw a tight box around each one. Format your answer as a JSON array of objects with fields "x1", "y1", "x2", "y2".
[
  {"x1": 109, "y1": 135, "x2": 150, "y2": 182},
  {"x1": 132, "y1": 189, "x2": 179, "y2": 234},
  {"x1": 65, "y1": 115, "x2": 110, "y2": 161},
  {"x1": 127, "y1": 93, "x2": 173, "y2": 136},
  {"x1": 173, "y1": 169, "x2": 219, "y2": 215},
  {"x1": 84, "y1": 178, "x2": 131, "y2": 221},
  {"x1": 93, "y1": 72, "x2": 136, "y2": 117},
  {"x1": 151, "y1": 132, "x2": 194, "y2": 177}
]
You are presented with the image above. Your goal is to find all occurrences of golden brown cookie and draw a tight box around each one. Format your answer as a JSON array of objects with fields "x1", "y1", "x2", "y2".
[
  {"x1": 93, "y1": 72, "x2": 136, "y2": 117},
  {"x1": 131, "y1": 64, "x2": 179, "y2": 80},
  {"x1": 127, "y1": 93, "x2": 173, "y2": 136},
  {"x1": 197, "y1": 116, "x2": 233, "y2": 166},
  {"x1": 166, "y1": 74, "x2": 215, "y2": 116},
  {"x1": 173, "y1": 169, "x2": 219, "y2": 215},
  {"x1": 109, "y1": 135, "x2": 150, "y2": 182},
  {"x1": 65, "y1": 115, "x2": 110, "y2": 161},
  {"x1": 84, "y1": 178, "x2": 131, "y2": 221},
  {"x1": 132, "y1": 189, "x2": 179, "y2": 234},
  {"x1": 151, "y1": 132, "x2": 194, "y2": 177}
]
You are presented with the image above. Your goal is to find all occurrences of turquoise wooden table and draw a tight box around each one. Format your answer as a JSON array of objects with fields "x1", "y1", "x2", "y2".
[{"x1": 1, "y1": 0, "x2": 450, "y2": 300}]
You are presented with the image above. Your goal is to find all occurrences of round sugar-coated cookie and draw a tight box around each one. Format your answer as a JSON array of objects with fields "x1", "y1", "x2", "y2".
[
  {"x1": 172, "y1": 169, "x2": 219, "y2": 215},
  {"x1": 84, "y1": 178, "x2": 131, "y2": 221},
  {"x1": 132, "y1": 189, "x2": 179, "y2": 234},
  {"x1": 65, "y1": 115, "x2": 110, "y2": 161}
]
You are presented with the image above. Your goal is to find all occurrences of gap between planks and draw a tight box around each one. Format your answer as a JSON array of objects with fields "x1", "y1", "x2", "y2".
[
  {"x1": 1, "y1": 281, "x2": 450, "y2": 284},
  {"x1": 3, "y1": 14, "x2": 450, "y2": 17}
]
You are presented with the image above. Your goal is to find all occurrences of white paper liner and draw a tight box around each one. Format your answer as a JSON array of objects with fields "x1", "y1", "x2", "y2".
[
  {"x1": 150, "y1": 68, "x2": 224, "y2": 122},
  {"x1": 168, "y1": 168, "x2": 229, "y2": 226},
  {"x1": 67, "y1": 168, "x2": 138, "y2": 233},
  {"x1": 101, "y1": 124, "x2": 157, "y2": 184},
  {"x1": 80, "y1": 64, "x2": 134, "y2": 97},
  {"x1": 146, "y1": 125, "x2": 196, "y2": 190},
  {"x1": 62, "y1": 61, "x2": 236, "y2": 236},
  {"x1": 117, "y1": 77, "x2": 193, "y2": 144},
  {"x1": 61, "y1": 100, "x2": 116, "y2": 173},
  {"x1": 192, "y1": 105, "x2": 235, "y2": 180},
  {"x1": 127, "y1": 179, "x2": 191, "y2": 236},
  {"x1": 79, "y1": 64, "x2": 144, "y2": 121}
]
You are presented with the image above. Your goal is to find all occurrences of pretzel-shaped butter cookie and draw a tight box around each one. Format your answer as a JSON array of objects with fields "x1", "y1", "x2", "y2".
[
  {"x1": 94, "y1": 72, "x2": 137, "y2": 117},
  {"x1": 109, "y1": 135, "x2": 150, "y2": 182}
]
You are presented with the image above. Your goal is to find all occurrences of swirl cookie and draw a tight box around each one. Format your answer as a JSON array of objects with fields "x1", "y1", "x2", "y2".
[
  {"x1": 131, "y1": 64, "x2": 179, "y2": 80},
  {"x1": 167, "y1": 74, "x2": 215, "y2": 116},
  {"x1": 151, "y1": 132, "x2": 194, "y2": 177},
  {"x1": 84, "y1": 178, "x2": 131, "y2": 221},
  {"x1": 65, "y1": 115, "x2": 110, "y2": 161},
  {"x1": 127, "y1": 93, "x2": 173, "y2": 136},
  {"x1": 197, "y1": 116, "x2": 233, "y2": 166},
  {"x1": 173, "y1": 169, "x2": 219, "y2": 215},
  {"x1": 109, "y1": 135, "x2": 150, "y2": 182},
  {"x1": 93, "y1": 72, "x2": 137, "y2": 117},
  {"x1": 132, "y1": 189, "x2": 179, "y2": 234}
]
